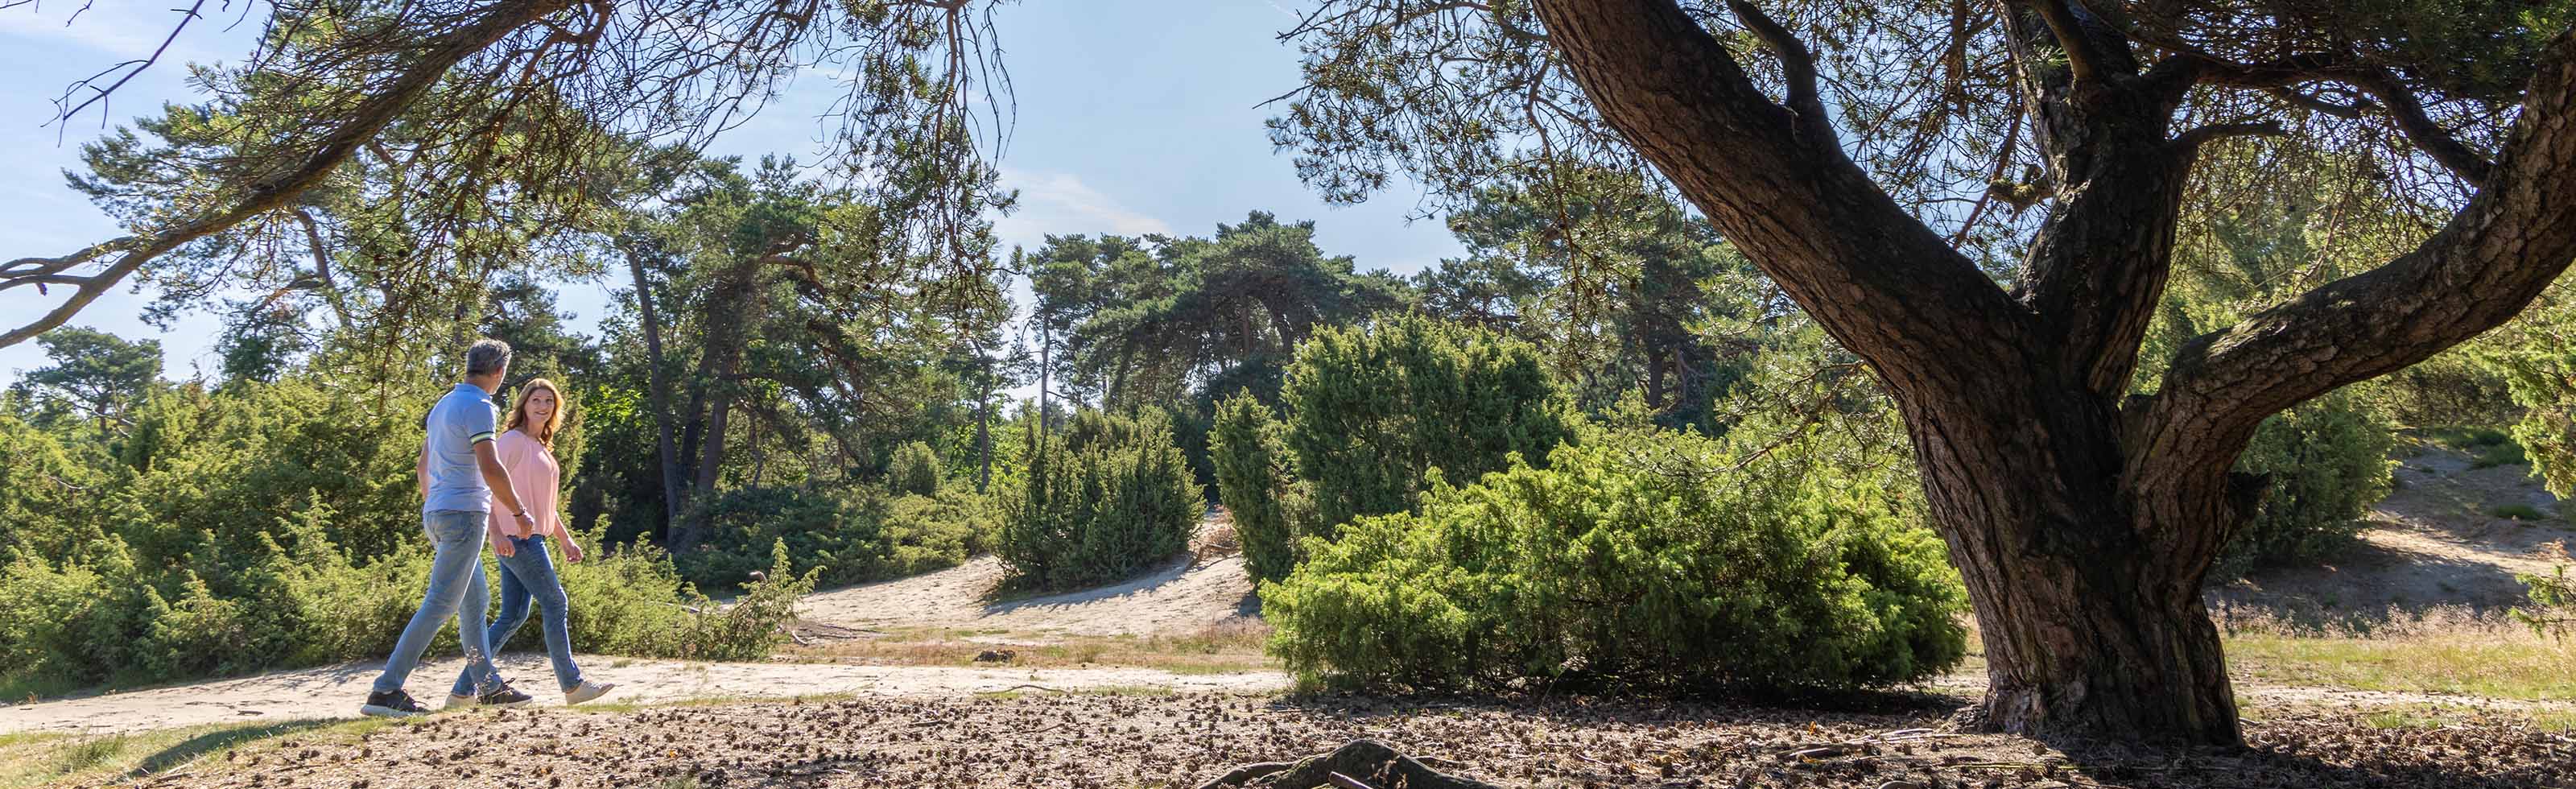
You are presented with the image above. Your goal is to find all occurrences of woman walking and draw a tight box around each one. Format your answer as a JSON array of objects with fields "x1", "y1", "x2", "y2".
[{"x1": 448, "y1": 378, "x2": 617, "y2": 708}]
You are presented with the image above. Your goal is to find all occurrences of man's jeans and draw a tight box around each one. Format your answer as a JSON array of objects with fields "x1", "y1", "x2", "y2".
[
  {"x1": 371, "y1": 510, "x2": 497, "y2": 696},
  {"x1": 452, "y1": 535, "x2": 586, "y2": 696}
]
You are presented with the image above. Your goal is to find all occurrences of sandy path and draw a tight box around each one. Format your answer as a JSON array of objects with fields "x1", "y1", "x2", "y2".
[
  {"x1": 0, "y1": 653, "x2": 1288, "y2": 735},
  {"x1": 795, "y1": 547, "x2": 1259, "y2": 640},
  {"x1": 4, "y1": 525, "x2": 1279, "y2": 737}
]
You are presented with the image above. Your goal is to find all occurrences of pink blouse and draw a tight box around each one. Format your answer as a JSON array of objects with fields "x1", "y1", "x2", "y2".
[{"x1": 485, "y1": 429, "x2": 563, "y2": 539}]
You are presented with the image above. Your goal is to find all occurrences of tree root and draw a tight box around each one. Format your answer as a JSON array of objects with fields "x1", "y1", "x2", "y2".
[{"x1": 1196, "y1": 738, "x2": 1513, "y2": 789}]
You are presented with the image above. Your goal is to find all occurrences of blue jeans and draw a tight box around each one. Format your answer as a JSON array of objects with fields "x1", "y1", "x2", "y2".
[
  {"x1": 452, "y1": 535, "x2": 584, "y2": 695},
  {"x1": 372, "y1": 510, "x2": 497, "y2": 695}
]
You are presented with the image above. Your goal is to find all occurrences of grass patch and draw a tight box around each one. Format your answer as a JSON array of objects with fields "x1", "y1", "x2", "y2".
[
  {"x1": 2490, "y1": 503, "x2": 2547, "y2": 521},
  {"x1": 782, "y1": 621, "x2": 1277, "y2": 675},
  {"x1": 2359, "y1": 703, "x2": 2576, "y2": 733},
  {"x1": 2222, "y1": 614, "x2": 2574, "y2": 701},
  {"x1": 2422, "y1": 427, "x2": 2528, "y2": 468},
  {"x1": 0, "y1": 718, "x2": 379, "y2": 789}
]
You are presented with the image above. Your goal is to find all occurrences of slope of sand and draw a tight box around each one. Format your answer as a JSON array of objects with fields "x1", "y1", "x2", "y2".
[
  {"x1": 2211, "y1": 443, "x2": 2576, "y2": 621},
  {"x1": 793, "y1": 552, "x2": 1260, "y2": 641}
]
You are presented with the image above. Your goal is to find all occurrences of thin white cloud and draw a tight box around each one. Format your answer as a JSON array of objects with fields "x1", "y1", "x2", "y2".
[{"x1": 993, "y1": 169, "x2": 1172, "y2": 249}]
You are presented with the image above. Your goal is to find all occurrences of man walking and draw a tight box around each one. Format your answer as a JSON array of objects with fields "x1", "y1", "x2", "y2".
[{"x1": 360, "y1": 338, "x2": 542, "y2": 717}]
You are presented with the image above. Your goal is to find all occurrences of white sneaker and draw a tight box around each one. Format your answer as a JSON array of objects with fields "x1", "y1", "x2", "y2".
[
  {"x1": 564, "y1": 680, "x2": 616, "y2": 705},
  {"x1": 444, "y1": 693, "x2": 478, "y2": 711}
]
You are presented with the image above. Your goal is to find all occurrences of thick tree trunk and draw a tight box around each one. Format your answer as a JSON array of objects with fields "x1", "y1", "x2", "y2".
[{"x1": 1893, "y1": 361, "x2": 2245, "y2": 745}]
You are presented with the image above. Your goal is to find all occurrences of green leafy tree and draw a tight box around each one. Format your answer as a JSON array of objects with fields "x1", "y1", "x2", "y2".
[
  {"x1": 1028, "y1": 213, "x2": 1408, "y2": 410},
  {"x1": 1437, "y1": 168, "x2": 1744, "y2": 425},
  {"x1": 10, "y1": 327, "x2": 163, "y2": 432},
  {"x1": 1281, "y1": 314, "x2": 1573, "y2": 535},
  {"x1": 1270, "y1": 0, "x2": 2576, "y2": 741}
]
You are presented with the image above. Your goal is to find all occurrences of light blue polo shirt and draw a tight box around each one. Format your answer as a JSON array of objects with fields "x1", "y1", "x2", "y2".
[{"x1": 423, "y1": 383, "x2": 500, "y2": 514}]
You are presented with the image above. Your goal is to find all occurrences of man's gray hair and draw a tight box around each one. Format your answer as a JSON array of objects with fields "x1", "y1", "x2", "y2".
[{"x1": 464, "y1": 338, "x2": 513, "y2": 378}]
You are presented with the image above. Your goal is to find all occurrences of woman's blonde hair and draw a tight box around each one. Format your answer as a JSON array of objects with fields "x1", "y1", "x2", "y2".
[{"x1": 506, "y1": 378, "x2": 567, "y2": 448}]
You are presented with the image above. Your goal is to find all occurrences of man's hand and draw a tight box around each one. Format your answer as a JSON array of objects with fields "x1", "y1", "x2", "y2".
[{"x1": 490, "y1": 523, "x2": 518, "y2": 557}]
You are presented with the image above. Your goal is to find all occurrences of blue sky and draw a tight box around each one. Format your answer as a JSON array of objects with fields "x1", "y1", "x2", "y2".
[{"x1": 0, "y1": 1, "x2": 1464, "y2": 384}]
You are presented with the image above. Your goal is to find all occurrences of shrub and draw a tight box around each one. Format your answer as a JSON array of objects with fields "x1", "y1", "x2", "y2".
[
  {"x1": 1261, "y1": 420, "x2": 1968, "y2": 694},
  {"x1": 1280, "y1": 314, "x2": 1572, "y2": 537},
  {"x1": 998, "y1": 407, "x2": 1200, "y2": 592},
  {"x1": 1210, "y1": 393, "x2": 1302, "y2": 584},
  {"x1": 2516, "y1": 566, "x2": 2574, "y2": 638},
  {"x1": 890, "y1": 440, "x2": 943, "y2": 497},
  {"x1": 2219, "y1": 391, "x2": 2396, "y2": 578}
]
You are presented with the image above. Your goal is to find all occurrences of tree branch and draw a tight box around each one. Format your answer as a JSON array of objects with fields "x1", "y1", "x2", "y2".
[
  {"x1": 2169, "y1": 121, "x2": 2285, "y2": 154},
  {"x1": 1530, "y1": 0, "x2": 2029, "y2": 398},
  {"x1": 1723, "y1": 1, "x2": 1827, "y2": 141},
  {"x1": 2, "y1": 0, "x2": 578, "y2": 349},
  {"x1": 2021, "y1": 0, "x2": 2106, "y2": 86},
  {"x1": 2177, "y1": 53, "x2": 2496, "y2": 187},
  {"x1": 2343, "y1": 65, "x2": 2496, "y2": 188},
  {"x1": 2146, "y1": 30, "x2": 2576, "y2": 465}
]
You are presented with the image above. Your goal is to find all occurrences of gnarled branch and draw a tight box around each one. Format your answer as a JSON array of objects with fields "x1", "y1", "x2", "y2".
[
  {"x1": 2, "y1": 0, "x2": 579, "y2": 349},
  {"x1": 2145, "y1": 29, "x2": 2576, "y2": 469}
]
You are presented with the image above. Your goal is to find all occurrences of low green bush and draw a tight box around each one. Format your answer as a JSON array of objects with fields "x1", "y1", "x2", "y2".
[
  {"x1": 2516, "y1": 566, "x2": 2574, "y2": 638},
  {"x1": 2219, "y1": 392, "x2": 2396, "y2": 578},
  {"x1": 998, "y1": 407, "x2": 1200, "y2": 592},
  {"x1": 890, "y1": 440, "x2": 943, "y2": 497},
  {"x1": 1281, "y1": 314, "x2": 1573, "y2": 539},
  {"x1": 1260, "y1": 419, "x2": 1968, "y2": 694}
]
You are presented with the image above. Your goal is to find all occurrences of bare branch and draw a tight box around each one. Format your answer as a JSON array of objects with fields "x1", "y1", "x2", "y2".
[
  {"x1": 2170, "y1": 120, "x2": 2285, "y2": 153},
  {"x1": 47, "y1": 0, "x2": 210, "y2": 133}
]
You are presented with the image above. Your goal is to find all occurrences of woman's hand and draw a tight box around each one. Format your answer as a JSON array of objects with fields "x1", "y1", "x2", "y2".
[{"x1": 560, "y1": 536, "x2": 584, "y2": 564}]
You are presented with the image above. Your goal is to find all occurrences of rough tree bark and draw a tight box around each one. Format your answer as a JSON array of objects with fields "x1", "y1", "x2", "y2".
[{"x1": 1529, "y1": 0, "x2": 2576, "y2": 744}]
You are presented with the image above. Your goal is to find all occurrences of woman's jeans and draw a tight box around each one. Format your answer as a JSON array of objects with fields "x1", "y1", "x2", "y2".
[
  {"x1": 372, "y1": 510, "x2": 497, "y2": 696},
  {"x1": 452, "y1": 535, "x2": 585, "y2": 695}
]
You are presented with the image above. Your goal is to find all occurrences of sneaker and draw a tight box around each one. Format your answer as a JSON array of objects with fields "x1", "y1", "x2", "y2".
[
  {"x1": 359, "y1": 690, "x2": 429, "y2": 718},
  {"x1": 564, "y1": 680, "x2": 616, "y2": 706},
  {"x1": 478, "y1": 680, "x2": 535, "y2": 708}
]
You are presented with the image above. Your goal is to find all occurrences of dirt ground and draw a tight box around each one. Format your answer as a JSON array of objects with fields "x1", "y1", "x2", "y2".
[
  {"x1": 0, "y1": 654, "x2": 1288, "y2": 736},
  {"x1": 53, "y1": 693, "x2": 2576, "y2": 789}
]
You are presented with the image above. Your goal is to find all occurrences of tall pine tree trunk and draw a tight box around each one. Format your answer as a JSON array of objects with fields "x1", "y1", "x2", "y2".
[{"x1": 625, "y1": 245, "x2": 686, "y2": 536}]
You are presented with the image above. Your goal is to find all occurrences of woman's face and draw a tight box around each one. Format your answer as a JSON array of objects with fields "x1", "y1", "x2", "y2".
[{"x1": 524, "y1": 387, "x2": 558, "y2": 423}]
